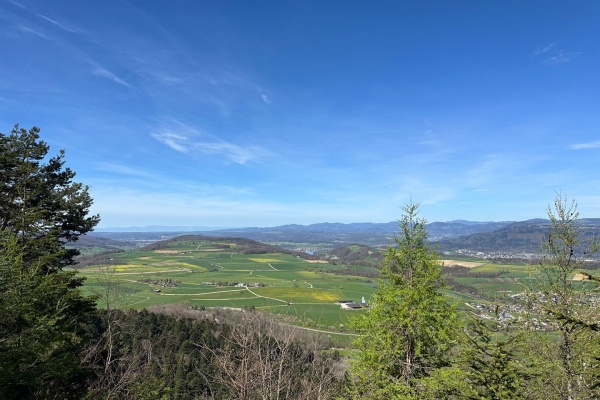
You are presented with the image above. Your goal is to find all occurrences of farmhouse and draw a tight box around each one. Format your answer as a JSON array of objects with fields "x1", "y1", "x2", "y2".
[{"x1": 338, "y1": 298, "x2": 369, "y2": 310}]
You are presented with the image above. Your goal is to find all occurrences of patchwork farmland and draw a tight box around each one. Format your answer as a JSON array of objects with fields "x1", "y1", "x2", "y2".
[
  {"x1": 77, "y1": 236, "x2": 593, "y2": 336},
  {"x1": 76, "y1": 237, "x2": 377, "y2": 334}
]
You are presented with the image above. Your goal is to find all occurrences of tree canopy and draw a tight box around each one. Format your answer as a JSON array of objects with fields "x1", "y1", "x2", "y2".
[
  {"x1": 349, "y1": 202, "x2": 458, "y2": 399},
  {"x1": 0, "y1": 125, "x2": 99, "y2": 399}
]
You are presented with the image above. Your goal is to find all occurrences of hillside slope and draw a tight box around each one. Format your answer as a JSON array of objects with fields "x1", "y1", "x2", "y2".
[{"x1": 435, "y1": 218, "x2": 600, "y2": 253}]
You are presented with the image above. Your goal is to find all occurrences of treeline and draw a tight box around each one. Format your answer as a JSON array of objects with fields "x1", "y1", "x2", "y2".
[
  {"x1": 210, "y1": 243, "x2": 231, "y2": 249},
  {"x1": 142, "y1": 235, "x2": 317, "y2": 259},
  {"x1": 3, "y1": 295, "x2": 347, "y2": 400},
  {"x1": 316, "y1": 266, "x2": 379, "y2": 279},
  {"x1": 442, "y1": 265, "x2": 508, "y2": 278},
  {"x1": 321, "y1": 243, "x2": 383, "y2": 269},
  {"x1": 527, "y1": 258, "x2": 600, "y2": 270},
  {"x1": 79, "y1": 307, "x2": 346, "y2": 400},
  {"x1": 74, "y1": 249, "x2": 125, "y2": 268},
  {"x1": 238, "y1": 245, "x2": 314, "y2": 259},
  {"x1": 439, "y1": 266, "x2": 511, "y2": 300}
]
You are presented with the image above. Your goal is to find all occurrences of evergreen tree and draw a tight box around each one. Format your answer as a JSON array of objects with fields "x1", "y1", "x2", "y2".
[
  {"x1": 0, "y1": 125, "x2": 99, "y2": 399},
  {"x1": 349, "y1": 202, "x2": 458, "y2": 399},
  {"x1": 460, "y1": 312, "x2": 527, "y2": 400}
]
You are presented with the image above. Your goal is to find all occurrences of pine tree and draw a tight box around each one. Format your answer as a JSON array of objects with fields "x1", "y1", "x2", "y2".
[
  {"x1": 0, "y1": 125, "x2": 99, "y2": 399},
  {"x1": 349, "y1": 202, "x2": 458, "y2": 399}
]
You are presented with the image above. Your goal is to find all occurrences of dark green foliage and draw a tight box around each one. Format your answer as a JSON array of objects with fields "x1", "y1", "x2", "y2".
[
  {"x1": 0, "y1": 125, "x2": 100, "y2": 270},
  {"x1": 349, "y1": 202, "x2": 459, "y2": 399},
  {"x1": 0, "y1": 125, "x2": 99, "y2": 399},
  {"x1": 461, "y1": 315, "x2": 526, "y2": 400},
  {"x1": 85, "y1": 309, "x2": 224, "y2": 399}
]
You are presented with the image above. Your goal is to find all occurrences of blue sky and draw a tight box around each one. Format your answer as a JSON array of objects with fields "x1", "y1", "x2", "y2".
[{"x1": 1, "y1": 1, "x2": 599, "y2": 227}]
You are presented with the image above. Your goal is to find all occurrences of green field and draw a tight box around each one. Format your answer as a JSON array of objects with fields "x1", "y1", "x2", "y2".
[
  {"x1": 77, "y1": 240, "x2": 376, "y2": 335},
  {"x1": 78, "y1": 240, "x2": 586, "y2": 334}
]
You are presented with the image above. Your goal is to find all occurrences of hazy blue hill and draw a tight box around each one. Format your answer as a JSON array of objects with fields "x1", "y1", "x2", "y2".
[
  {"x1": 89, "y1": 220, "x2": 515, "y2": 247},
  {"x1": 201, "y1": 220, "x2": 514, "y2": 245},
  {"x1": 435, "y1": 218, "x2": 600, "y2": 253},
  {"x1": 94, "y1": 225, "x2": 235, "y2": 232},
  {"x1": 67, "y1": 235, "x2": 137, "y2": 254}
]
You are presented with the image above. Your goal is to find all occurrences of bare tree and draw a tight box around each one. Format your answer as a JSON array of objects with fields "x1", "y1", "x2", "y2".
[
  {"x1": 524, "y1": 194, "x2": 600, "y2": 400},
  {"x1": 83, "y1": 265, "x2": 152, "y2": 399},
  {"x1": 196, "y1": 311, "x2": 345, "y2": 400}
]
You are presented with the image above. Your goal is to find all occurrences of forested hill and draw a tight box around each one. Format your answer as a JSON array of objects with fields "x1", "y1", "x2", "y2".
[
  {"x1": 67, "y1": 235, "x2": 136, "y2": 250},
  {"x1": 435, "y1": 218, "x2": 600, "y2": 253},
  {"x1": 316, "y1": 243, "x2": 386, "y2": 268},
  {"x1": 141, "y1": 235, "x2": 317, "y2": 259}
]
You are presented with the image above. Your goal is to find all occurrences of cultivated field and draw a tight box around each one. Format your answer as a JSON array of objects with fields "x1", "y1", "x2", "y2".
[
  {"x1": 77, "y1": 239, "x2": 375, "y2": 336},
  {"x1": 77, "y1": 238, "x2": 596, "y2": 336},
  {"x1": 440, "y1": 259, "x2": 486, "y2": 268}
]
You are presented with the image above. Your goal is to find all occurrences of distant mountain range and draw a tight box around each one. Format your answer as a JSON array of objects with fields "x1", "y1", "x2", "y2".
[
  {"x1": 436, "y1": 218, "x2": 600, "y2": 254},
  {"x1": 94, "y1": 225, "x2": 241, "y2": 232},
  {"x1": 89, "y1": 220, "x2": 514, "y2": 246},
  {"x1": 203, "y1": 221, "x2": 515, "y2": 244},
  {"x1": 83, "y1": 218, "x2": 600, "y2": 258}
]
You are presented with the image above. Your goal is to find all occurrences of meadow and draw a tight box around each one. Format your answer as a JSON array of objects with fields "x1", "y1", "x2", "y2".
[
  {"x1": 78, "y1": 239, "x2": 376, "y2": 336},
  {"x1": 78, "y1": 238, "x2": 593, "y2": 337}
]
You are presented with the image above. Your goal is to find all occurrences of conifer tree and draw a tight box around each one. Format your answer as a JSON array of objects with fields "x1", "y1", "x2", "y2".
[
  {"x1": 0, "y1": 125, "x2": 99, "y2": 399},
  {"x1": 349, "y1": 202, "x2": 458, "y2": 399},
  {"x1": 460, "y1": 312, "x2": 527, "y2": 400}
]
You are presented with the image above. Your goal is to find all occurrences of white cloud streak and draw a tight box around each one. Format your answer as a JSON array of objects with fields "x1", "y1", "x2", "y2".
[
  {"x1": 150, "y1": 119, "x2": 269, "y2": 164},
  {"x1": 14, "y1": 14, "x2": 129, "y2": 87},
  {"x1": 151, "y1": 130, "x2": 190, "y2": 153},
  {"x1": 542, "y1": 50, "x2": 580, "y2": 65},
  {"x1": 37, "y1": 14, "x2": 78, "y2": 33},
  {"x1": 261, "y1": 94, "x2": 271, "y2": 104},
  {"x1": 92, "y1": 67, "x2": 131, "y2": 87},
  {"x1": 7, "y1": 0, "x2": 26, "y2": 9},
  {"x1": 569, "y1": 140, "x2": 600, "y2": 150},
  {"x1": 533, "y1": 44, "x2": 580, "y2": 65},
  {"x1": 18, "y1": 25, "x2": 48, "y2": 39},
  {"x1": 533, "y1": 43, "x2": 555, "y2": 56},
  {"x1": 95, "y1": 162, "x2": 156, "y2": 178}
]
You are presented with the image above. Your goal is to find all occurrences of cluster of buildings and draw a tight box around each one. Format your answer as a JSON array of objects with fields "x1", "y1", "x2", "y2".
[
  {"x1": 443, "y1": 249, "x2": 539, "y2": 260},
  {"x1": 201, "y1": 281, "x2": 266, "y2": 288},
  {"x1": 466, "y1": 301, "x2": 524, "y2": 322},
  {"x1": 338, "y1": 297, "x2": 369, "y2": 310}
]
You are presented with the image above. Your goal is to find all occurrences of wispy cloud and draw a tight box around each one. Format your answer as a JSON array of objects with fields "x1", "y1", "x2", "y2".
[
  {"x1": 18, "y1": 25, "x2": 48, "y2": 39},
  {"x1": 7, "y1": 0, "x2": 26, "y2": 9},
  {"x1": 95, "y1": 162, "x2": 156, "y2": 178},
  {"x1": 533, "y1": 43, "x2": 555, "y2": 57},
  {"x1": 151, "y1": 130, "x2": 190, "y2": 153},
  {"x1": 37, "y1": 14, "x2": 77, "y2": 33},
  {"x1": 542, "y1": 50, "x2": 580, "y2": 65},
  {"x1": 193, "y1": 141, "x2": 268, "y2": 164},
  {"x1": 14, "y1": 14, "x2": 129, "y2": 87},
  {"x1": 150, "y1": 119, "x2": 269, "y2": 164},
  {"x1": 569, "y1": 140, "x2": 600, "y2": 150},
  {"x1": 92, "y1": 67, "x2": 130, "y2": 87},
  {"x1": 534, "y1": 43, "x2": 580, "y2": 65},
  {"x1": 261, "y1": 94, "x2": 271, "y2": 104}
]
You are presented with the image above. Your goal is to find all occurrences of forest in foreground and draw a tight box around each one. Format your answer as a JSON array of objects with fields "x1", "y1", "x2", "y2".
[{"x1": 3, "y1": 125, "x2": 600, "y2": 400}]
